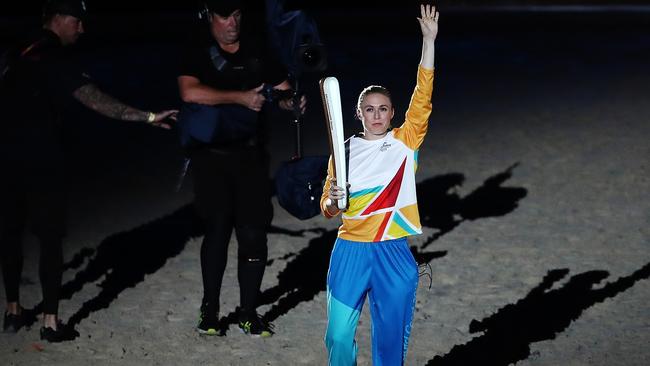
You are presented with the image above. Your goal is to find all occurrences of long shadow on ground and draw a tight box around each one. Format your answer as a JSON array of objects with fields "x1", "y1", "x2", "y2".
[
  {"x1": 426, "y1": 262, "x2": 650, "y2": 365},
  {"x1": 21, "y1": 204, "x2": 203, "y2": 338},
  {"x1": 64, "y1": 204, "x2": 203, "y2": 328},
  {"x1": 418, "y1": 162, "x2": 528, "y2": 249},
  {"x1": 217, "y1": 163, "x2": 527, "y2": 332}
]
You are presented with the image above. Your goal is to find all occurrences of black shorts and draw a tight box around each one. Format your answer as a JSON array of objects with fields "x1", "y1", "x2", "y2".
[{"x1": 189, "y1": 147, "x2": 273, "y2": 230}]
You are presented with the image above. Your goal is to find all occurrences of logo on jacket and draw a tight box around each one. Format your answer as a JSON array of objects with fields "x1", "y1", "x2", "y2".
[{"x1": 380, "y1": 142, "x2": 392, "y2": 152}]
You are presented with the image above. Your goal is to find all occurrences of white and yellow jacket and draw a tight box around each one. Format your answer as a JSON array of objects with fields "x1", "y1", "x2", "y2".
[{"x1": 321, "y1": 66, "x2": 434, "y2": 242}]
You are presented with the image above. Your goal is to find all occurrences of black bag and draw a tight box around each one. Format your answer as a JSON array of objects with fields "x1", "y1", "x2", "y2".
[
  {"x1": 274, "y1": 155, "x2": 328, "y2": 220},
  {"x1": 176, "y1": 102, "x2": 258, "y2": 149}
]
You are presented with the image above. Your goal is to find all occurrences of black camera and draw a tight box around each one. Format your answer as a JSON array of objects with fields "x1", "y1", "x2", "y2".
[
  {"x1": 293, "y1": 43, "x2": 327, "y2": 76},
  {"x1": 261, "y1": 84, "x2": 297, "y2": 103}
]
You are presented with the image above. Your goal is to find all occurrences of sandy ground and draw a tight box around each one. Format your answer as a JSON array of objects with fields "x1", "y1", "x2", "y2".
[{"x1": 1, "y1": 9, "x2": 649, "y2": 366}]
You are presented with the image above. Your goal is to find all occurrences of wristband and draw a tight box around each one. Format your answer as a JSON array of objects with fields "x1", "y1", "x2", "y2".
[{"x1": 146, "y1": 112, "x2": 156, "y2": 123}]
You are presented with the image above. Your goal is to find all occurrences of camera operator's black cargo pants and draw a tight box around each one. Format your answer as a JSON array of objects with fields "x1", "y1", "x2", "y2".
[
  {"x1": 190, "y1": 146, "x2": 273, "y2": 318},
  {"x1": 0, "y1": 160, "x2": 65, "y2": 315}
]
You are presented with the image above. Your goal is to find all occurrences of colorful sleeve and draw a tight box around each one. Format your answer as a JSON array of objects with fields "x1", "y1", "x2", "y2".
[
  {"x1": 320, "y1": 155, "x2": 339, "y2": 218},
  {"x1": 393, "y1": 65, "x2": 434, "y2": 150}
]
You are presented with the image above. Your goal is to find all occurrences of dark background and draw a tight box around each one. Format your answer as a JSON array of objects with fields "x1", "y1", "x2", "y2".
[{"x1": 1, "y1": 0, "x2": 649, "y2": 214}]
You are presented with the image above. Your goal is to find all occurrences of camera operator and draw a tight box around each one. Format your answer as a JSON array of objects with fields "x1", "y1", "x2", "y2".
[{"x1": 177, "y1": 0, "x2": 305, "y2": 337}]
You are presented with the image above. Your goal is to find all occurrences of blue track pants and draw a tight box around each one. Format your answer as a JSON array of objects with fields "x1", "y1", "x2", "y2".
[{"x1": 325, "y1": 237, "x2": 419, "y2": 366}]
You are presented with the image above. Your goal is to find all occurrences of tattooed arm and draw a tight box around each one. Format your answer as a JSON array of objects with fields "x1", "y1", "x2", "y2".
[{"x1": 73, "y1": 83, "x2": 177, "y2": 128}]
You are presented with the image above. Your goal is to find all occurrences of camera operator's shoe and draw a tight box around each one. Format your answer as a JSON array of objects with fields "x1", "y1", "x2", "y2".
[
  {"x1": 39, "y1": 321, "x2": 78, "y2": 343},
  {"x1": 196, "y1": 303, "x2": 220, "y2": 336},
  {"x1": 238, "y1": 309, "x2": 273, "y2": 338},
  {"x1": 3, "y1": 311, "x2": 25, "y2": 333}
]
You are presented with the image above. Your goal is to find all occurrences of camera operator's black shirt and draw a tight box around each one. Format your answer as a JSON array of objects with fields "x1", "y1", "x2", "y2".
[
  {"x1": 178, "y1": 36, "x2": 288, "y2": 149},
  {"x1": 178, "y1": 36, "x2": 287, "y2": 92},
  {"x1": 2, "y1": 29, "x2": 90, "y2": 167}
]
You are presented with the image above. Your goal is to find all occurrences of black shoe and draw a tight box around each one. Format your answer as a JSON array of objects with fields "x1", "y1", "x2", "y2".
[
  {"x1": 238, "y1": 309, "x2": 273, "y2": 338},
  {"x1": 196, "y1": 303, "x2": 221, "y2": 336},
  {"x1": 39, "y1": 321, "x2": 78, "y2": 343},
  {"x1": 3, "y1": 311, "x2": 25, "y2": 333}
]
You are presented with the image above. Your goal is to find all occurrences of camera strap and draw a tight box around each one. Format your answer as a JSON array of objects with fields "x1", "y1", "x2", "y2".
[{"x1": 208, "y1": 45, "x2": 228, "y2": 72}]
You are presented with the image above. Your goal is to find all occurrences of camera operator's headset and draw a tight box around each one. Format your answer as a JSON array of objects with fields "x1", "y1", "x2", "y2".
[{"x1": 198, "y1": 2, "x2": 210, "y2": 22}]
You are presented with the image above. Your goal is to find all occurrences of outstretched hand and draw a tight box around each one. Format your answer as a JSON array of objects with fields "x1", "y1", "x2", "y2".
[
  {"x1": 417, "y1": 4, "x2": 439, "y2": 42},
  {"x1": 151, "y1": 110, "x2": 178, "y2": 130}
]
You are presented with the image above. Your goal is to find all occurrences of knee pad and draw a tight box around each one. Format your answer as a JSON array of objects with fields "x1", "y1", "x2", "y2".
[{"x1": 236, "y1": 227, "x2": 268, "y2": 261}]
